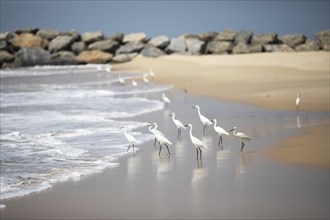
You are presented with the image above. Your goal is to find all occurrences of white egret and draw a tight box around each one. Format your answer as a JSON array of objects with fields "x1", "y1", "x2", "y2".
[
  {"x1": 229, "y1": 127, "x2": 251, "y2": 152},
  {"x1": 193, "y1": 105, "x2": 212, "y2": 135},
  {"x1": 149, "y1": 67, "x2": 155, "y2": 78},
  {"x1": 118, "y1": 74, "x2": 125, "y2": 85},
  {"x1": 132, "y1": 79, "x2": 138, "y2": 87},
  {"x1": 169, "y1": 112, "x2": 186, "y2": 138},
  {"x1": 296, "y1": 94, "x2": 301, "y2": 112},
  {"x1": 105, "y1": 66, "x2": 112, "y2": 73},
  {"x1": 162, "y1": 93, "x2": 171, "y2": 105},
  {"x1": 185, "y1": 124, "x2": 208, "y2": 159},
  {"x1": 146, "y1": 123, "x2": 172, "y2": 156},
  {"x1": 143, "y1": 74, "x2": 150, "y2": 84},
  {"x1": 121, "y1": 127, "x2": 140, "y2": 152},
  {"x1": 146, "y1": 122, "x2": 165, "y2": 147},
  {"x1": 211, "y1": 119, "x2": 229, "y2": 146}
]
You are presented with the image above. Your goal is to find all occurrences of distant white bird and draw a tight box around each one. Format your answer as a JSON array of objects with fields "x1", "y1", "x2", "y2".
[
  {"x1": 146, "y1": 123, "x2": 172, "y2": 156},
  {"x1": 169, "y1": 112, "x2": 186, "y2": 138},
  {"x1": 229, "y1": 127, "x2": 251, "y2": 152},
  {"x1": 212, "y1": 119, "x2": 230, "y2": 146},
  {"x1": 96, "y1": 65, "x2": 103, "y2": 71},
  {"x1": 132, "y1": 79, "x2": 138, "y2": 87},
  {"x1": 296, "y1": 94, "x2": 301, "y2": 112},
  {"x1": 121, "y1": 127, "x2": 140, "y2": 152},
  {"x1": 143, "y1": 74, "x2": 150, "y2": 84},
  {"x1": 185, "y1": 124, "x2": 208, "y2": 159},
  {"x1": 118, "y1": 74, "x2": 125, "y2": 85},
  {"x1": 149, "y1": 67, "x2": 155, "y2": 78},
  {"x1": 193, "y1": 105, "x2": 212, "y2": 135},
  {"x1": 105, "y1": 65, "x2": 112, "y2": 73},
  {"x1": 162, "y1": 93, "x2": 171, "y2": 105}
]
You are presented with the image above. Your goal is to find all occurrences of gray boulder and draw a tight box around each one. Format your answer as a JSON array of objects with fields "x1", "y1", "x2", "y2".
[
  {"x1": 0, "y1": 32, "x2": 14, "y2": 41},
  {"x1": 235, "y1": 30, "x2": 253, "y2": 44},
  {"x1": 0, "y1": 50, "x2": 14, "y2": 65},
  {"x1": 232, "y1": 43, "x2": 249, "y2": 54},
  {"x1": 216, "y1": 29, "x2": 236, "y2": 41},
  {"x1": 141, "y1": 45, "x2": 166, "y2": 57},
  {"x1": 48, "y1": 35, "x2": 75, "y2": 53},
  {"x1": 199, "y1": 32, "x2": 218, "y2": 42},
  {"x1": 88, "y1": 39, "x2": 119, "y2": 53},
  {"x1": 149, "y1": 35, "x2": 170, "y2": 49},
  {"x1": 63, "y1": 30, "x2": 81, "y2": 42},
  {"x1": 315, "y1": 29, "x2": 330, "y2": 51},
  {"x1": 76, "y1": 50, "x2": 113, "y2": 64},
  {"x1": 165, "y1": 38, "x2": 187, "y2": 54},
  {"x1": 81, "y1": 31, "x2": 104, "y2": 44},
  {"x1": 15, "y1": 47, "x2": 50, "y2": 66},
  {"x1": 15, "y1": 28, "x2": 39, "y2": 34},
  {"x1": 248, "y1": 44, "x2": 264, "y2": 53},
  {"x1": 264, "y1": 44, "x2": 295, "y2": 52},
  {"x1": 251, "y1": 33, "x2": 278, "y2": 45},
  {"x1": 116, "y1": 41, "x2": 144, "y2": 54},
  {"x1": 36, "y1": 29, "x2": 60, "y2": 40},
  {"x1": 109, "y1": 32, "x2": 124, "y2": 43},
  {"x1": 186, "y1": 39, "x2": 205, "y2": 54},
  {"x1": 49, "y1": 51, "x2": 78, "y2": 65},
  {"x1": 123, "y1": 33, "x2": 147, "y2": 43},
  {"x1": 205, "y1": 41, "x2": 233, "y2": 54},
  {"x1": 112, "y1": 53, "x2": 138, "y2": 63},
  {"x1": 71, "y1": 41, "x2": 86, "y2": 54},
  {"x1": 279, "y1": 34, "x2": 306, "y2": 48},
  {"x1": 0, "y1": 40, "x2": 7, "y2": 50},
  {"x1": 295, "y1": 39, "x2": 320, "y2": 51}
]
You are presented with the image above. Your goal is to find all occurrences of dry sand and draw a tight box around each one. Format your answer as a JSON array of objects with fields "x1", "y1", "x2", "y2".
[{"x1": 115, "y1": 52, "x2": 330, "y2": 168}]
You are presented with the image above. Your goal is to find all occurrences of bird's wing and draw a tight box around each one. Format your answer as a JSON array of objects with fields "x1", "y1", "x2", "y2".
[
  {"x1": 201, "y1": 115, "x2": 212, "y2": 125},
  {"x1": 216, "y1": 126, "x2": 230, "y2": 135},
  {"x1": 192, "y1": 136, "x2": 208, "y2": 148},
  {"x1": 237, "y1": 132, "x2": 251, "y2": 140},
  {"x1": 175, "y1": 119, "x2": 186, "y2": 129},
  {"x1": 158, "y1": 135, "x2": 172, "y2": 145}
]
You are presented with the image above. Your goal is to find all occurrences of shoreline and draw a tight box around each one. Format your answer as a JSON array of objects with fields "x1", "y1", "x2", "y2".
[{"x1": 114, "y1": 52, "x2": 330, "y2": 168}]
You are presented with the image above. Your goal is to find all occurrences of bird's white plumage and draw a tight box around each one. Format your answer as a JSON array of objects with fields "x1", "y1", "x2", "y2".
[
  {"x1": 212, "y1": 119, "x2": 229, "y2": 136},
  {"x1": 151, "y1": 123, "x2": 165, "y2": 137},
  {"x1": 162, "y1": 93, "x2": 171, "y2": 104},
  {"x1": 193, "y1": 105, "x2": 212, "y2": 126},
  {"x1": 132, "y1": 79, "x2": 138, "y2": 87},
  {"x1": 118, "y1": 74, "x2": 125, "y2": 85},
  {"x1": 147, "y1": 124, "x2": 172, "y2": 145},
  {"x1": 122, "y1": 128, "x2": 139, "y2": 144},
  {"x1": 230, "y1": 127, "x2": 251, "y2": 141},
  {"x1": 296, "y1": 94, "x2": 301, "y2": 107},
  {"x1": 170, "y1": 113, "x2": 186, "y2": 130},
  {"x1": 186, "y1": 124, "x2": 207, "y2": 149},
  {"x1": 149, "y1": 68, "x2": 155, "y2": 78},
  {"x1": 143, "y1": 74, "x2": 150, "y2": 84}
]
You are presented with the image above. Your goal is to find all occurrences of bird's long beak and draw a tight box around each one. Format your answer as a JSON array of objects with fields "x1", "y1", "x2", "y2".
[
  {"x1": 192, "y1": 106, "x2": 195, "y2": 109},
  {"x1": 229, "y1": 128, "x2": 234, "y2": 132},
  {"x1": 184, "y1": 124, "x2": 188, "y2": 127}
]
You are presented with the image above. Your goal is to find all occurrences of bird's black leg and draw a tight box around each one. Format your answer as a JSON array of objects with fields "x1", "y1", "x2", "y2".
[
  {"x1": 220, "y1": 136, "x2": 223, "y2": 145},
  {"x1": 199, "y1": 148, "x2": 202, "y2": 159},
  {"x1": 165, "y1": 144, "x2": 171, "y2": 155},
  {"x1": 177, "y1": 128, "x2": 180, "y2": 139},
  {"x1": 203, "y1": 125, "x2": 206, "y2": 135},
  {"x1": 159, "y1": 144, "x2": 162, "y2": 156},
  {"x1": 132, "y1": 143, "x2": 135, "y2": 152},
  {"x1": 127, "y1": 144, "x2": 131, "y2": 152},
  {"x1": 154, "y1": 138, "x2": 157, "y2": 148},
  {"x1": 240, "y1": 141, "x2": 245, "y2": 152},
  {"x1": 218, "y1": 136, "x2": 221, "y2": 146},
  {"x1": 196, "y1": 148, "x2": 199, "y2": 160}
]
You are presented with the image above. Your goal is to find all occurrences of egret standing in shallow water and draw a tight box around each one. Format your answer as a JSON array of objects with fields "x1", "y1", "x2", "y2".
[
  {"x1": 118, "y1": 74, "x2": 125, "y2": 85},
  {"x1": 185, "y1": 124, "x2": 208, "y2": 159},
  {"x1": 229, "y1": 127, "x2": 251, "y2": 152},
  {"x1": 162, "y1": 93, "x2": 171, "y2": 105},
  {"x1": 193, "y1": 105, "x2": 212, "y2": 135},
  {"x1": 296, "y1": 94, "x2": 301, "y2": 113},
  {"x1": 169, "y1": 113, "x2": 186, "y2": 139},
  {"x1": 211, "y1": 119, "x2": 229, "y2": 146},
  {"x1": 121, "y1": 127, "x2": 140, "y2": 152},
  {"x1": 143, "y1": 74, "x2": 150, "y2": 84},
  {"x1": 146, "y1": 123, "x2": 165, "y2": 147},
  {"x1": 146, "y1": 124, "x2": 172, "y2": 156},
  {"x1": 149, "y1": 67, "x2": 155, "y2": 79},
  {"x1": 131, "y1": 79, "x2": 138, "y2": 87}
]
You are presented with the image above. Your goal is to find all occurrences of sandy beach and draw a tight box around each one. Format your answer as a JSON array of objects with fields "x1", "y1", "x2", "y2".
[
  {"x1": 1, "y1": 52, "x2": 329, "y2": 219},
  {"x1": 115, "y1": 51, "x2": 330, "y2": 168}
]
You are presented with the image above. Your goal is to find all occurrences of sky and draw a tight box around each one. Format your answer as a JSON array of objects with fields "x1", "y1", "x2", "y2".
[{"x1": 1, "y1": 1, "x2": 329, "y2": 39}]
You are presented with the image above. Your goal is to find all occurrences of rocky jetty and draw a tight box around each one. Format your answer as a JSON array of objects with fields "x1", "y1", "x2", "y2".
[{"x1": 0, "y1": 28, "x2": 329, "y2": 68}]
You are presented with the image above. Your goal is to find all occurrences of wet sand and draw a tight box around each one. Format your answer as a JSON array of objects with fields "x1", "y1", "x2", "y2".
[
  {"x1": 114, "y1": 52, "x2": 330, "y2": 168},
  {"x1": 1, "y1": 91, "x2": 329, "y2": 219}
]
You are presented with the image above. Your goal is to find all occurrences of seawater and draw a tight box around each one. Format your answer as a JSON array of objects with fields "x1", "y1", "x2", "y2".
[{"x1": 0, "y1": 64, "x2": 172, "y2": 201}]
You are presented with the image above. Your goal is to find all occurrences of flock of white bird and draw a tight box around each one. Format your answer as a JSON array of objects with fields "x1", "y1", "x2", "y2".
[{"x1": 117, "y1": 67, "x2": 303, "y2": 160}]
